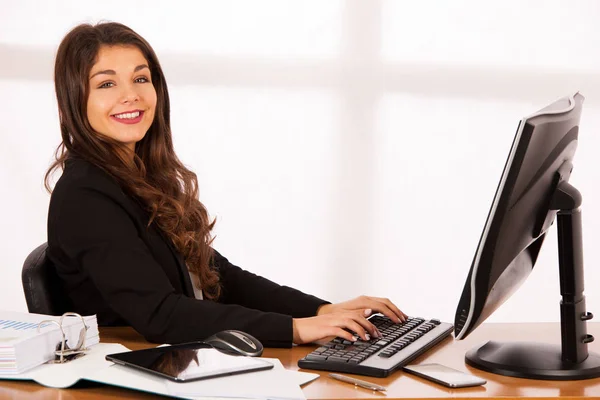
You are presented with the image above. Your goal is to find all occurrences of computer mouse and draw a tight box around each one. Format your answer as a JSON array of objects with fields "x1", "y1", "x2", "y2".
[{"x1": 203, "y1": 330, "x2": 264, "y2": 357}]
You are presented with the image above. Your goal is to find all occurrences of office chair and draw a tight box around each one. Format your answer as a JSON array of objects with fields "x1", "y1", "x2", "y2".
[{"x1": 21, "y1": 243, "x2": 71, "y2": 315}]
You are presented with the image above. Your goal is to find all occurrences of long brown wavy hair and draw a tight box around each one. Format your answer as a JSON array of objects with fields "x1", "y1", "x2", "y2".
[{"x1": 46, "y1": 22, "x2": 220, "y2": 299}]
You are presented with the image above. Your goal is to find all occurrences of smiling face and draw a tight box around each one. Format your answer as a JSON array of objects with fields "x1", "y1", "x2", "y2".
[{"x1": 87, "y1": 45, "x2": 157, "y2": 152}]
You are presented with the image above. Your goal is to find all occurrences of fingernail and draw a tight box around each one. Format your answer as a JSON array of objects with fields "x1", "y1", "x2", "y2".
[
  {"x1": 364, "y1": 309, "x2": 372, "y2": 317},
  {"x1": 365, "y1": 334, "x2": 371, "y2": 341},
  {"x1": 351, "y1": 336, "x2": 357, "y2": 342}
]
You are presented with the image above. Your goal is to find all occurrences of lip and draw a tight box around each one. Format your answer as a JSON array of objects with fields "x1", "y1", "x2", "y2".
[{"x1": 110, "y1": 110, "x2": 144, "y2": 125}]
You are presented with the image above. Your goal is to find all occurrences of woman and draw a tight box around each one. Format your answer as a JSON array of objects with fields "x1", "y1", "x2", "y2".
[{"x1": 46, "y1": 22, "x2": 406, "y2": 347}]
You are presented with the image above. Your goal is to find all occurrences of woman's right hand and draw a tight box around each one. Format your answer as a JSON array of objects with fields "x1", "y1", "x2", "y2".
[{"x1": 292, "y1": 309, "x2": 382, "y2": 345}]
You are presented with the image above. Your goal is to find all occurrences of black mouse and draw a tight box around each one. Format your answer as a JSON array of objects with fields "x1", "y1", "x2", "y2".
[{"x1": 203, "y1": 330, "x2": 264, "y2": 357}]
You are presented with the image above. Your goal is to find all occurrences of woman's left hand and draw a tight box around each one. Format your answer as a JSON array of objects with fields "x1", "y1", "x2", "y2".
[{"x1": 317, "y1": 295, "x2": 408, "y2": 324}]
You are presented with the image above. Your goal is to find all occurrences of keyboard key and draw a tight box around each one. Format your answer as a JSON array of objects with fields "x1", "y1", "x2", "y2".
[
  {"x1": 328, "y1": 356, "x2": 349, "y2": 363},
  {"x1": 305, "y1": 354, "x2": 328, "y2": 361}
]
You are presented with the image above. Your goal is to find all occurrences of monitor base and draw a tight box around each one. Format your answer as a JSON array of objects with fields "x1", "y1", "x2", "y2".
[{"x1": 466, "y1": 340, "x2": 600, "y2": 380}]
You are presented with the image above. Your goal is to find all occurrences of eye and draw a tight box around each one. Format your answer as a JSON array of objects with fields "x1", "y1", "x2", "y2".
[
  {"x1": 135, "y1": 76, "x2": 150, "y2": 84},
  {"x1": 98, "y1": 81, "x2": 115, "y2": 89}
]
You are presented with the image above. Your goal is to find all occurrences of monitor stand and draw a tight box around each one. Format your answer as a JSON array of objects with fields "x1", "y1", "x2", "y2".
[{"x1": 465, "y1": 180, "x2": 600, "y2": 380}]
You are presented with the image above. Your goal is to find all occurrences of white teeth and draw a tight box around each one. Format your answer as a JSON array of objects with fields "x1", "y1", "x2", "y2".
[{"x1": 114, "y1": 111, "x2": 140, "y2": 119}]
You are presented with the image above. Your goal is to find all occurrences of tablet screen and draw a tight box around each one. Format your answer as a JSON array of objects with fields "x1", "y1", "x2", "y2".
[{"x1": 106, "y1": 343, "x2": 273, "y2": 382}]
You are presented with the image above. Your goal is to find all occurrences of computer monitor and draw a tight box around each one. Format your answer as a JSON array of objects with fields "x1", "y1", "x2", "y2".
[{"x1": 453, "y1": 92, "x2": 600, "y2": 380}]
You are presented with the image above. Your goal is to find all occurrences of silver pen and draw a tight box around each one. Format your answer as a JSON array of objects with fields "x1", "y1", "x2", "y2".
[{"x1": 329, "y1": 373, "x2": 387, "y2": 391}]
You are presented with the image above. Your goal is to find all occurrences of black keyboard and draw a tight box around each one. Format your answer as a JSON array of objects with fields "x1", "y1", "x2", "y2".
[{"x1": 298, "y1": 315, "x2": 453, "y2": 377}]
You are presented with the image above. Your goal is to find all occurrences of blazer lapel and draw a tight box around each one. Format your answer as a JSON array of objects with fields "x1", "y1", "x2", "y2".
[
  {"x1": 167, "y1": 242, "x2": 195, "y2": 298},
  {"x1": 151, "y1": 225, "x2": 195, "y2": 298}
]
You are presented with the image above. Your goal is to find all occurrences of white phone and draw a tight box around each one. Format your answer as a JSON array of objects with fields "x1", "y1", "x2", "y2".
[{"x1": 403, "y1": 363, "x2": 486, "y2": 388}]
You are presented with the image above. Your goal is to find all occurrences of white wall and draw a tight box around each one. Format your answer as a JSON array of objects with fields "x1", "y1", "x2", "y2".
[{"x1": 1, "y1": 0, "x2": 599, "y2": 326}]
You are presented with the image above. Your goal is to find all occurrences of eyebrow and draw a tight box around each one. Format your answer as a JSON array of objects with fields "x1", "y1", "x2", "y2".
[{"x1": 89, "y1": 64, "x2": 150, "y2": 80}]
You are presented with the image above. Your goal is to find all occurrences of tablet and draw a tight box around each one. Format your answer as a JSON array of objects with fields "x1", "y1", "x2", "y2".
[{"x1": 106, "y1": 343, "x2": 273, "y2": 382}]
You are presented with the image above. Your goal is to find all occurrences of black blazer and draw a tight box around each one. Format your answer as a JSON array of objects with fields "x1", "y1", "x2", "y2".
[{"x1": 47, "y1": 157, "x2": 328, "y2": 347}]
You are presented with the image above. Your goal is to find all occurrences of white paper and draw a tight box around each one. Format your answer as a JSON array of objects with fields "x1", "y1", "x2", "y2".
[
  {"x1": 255, "y1": 359, "x2": 319, "y2": 386},
  {"x1": 86, "y1": 362, "x2": 170, "y2": 397},
  {"x1": 166, "y1": 358, "x2": 306, "y2": 400},
  {"x1": 288, "y1": 370, "x2": 319, "y2": 386}
]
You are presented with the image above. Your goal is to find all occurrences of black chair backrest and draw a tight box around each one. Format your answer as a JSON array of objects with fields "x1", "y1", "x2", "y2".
[{"x1": 21, "y1": 243, "x2": 71, "y2": 315}]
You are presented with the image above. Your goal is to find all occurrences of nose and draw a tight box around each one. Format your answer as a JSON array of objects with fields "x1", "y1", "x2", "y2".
[{"x1": 120, "y1": 83, "x2": 140, "y2": 104}]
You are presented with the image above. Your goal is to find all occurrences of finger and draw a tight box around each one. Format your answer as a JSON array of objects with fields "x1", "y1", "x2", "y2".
[
  {"x1": 362, "y1": 299, "x2": 401, "y2": 323},
  {"x1": 368, "y1": 297, "x2": 407, "y2": 322},
  {"x1": 342, "y1": 318, "x2": 370, "y2": 341},
  {"x1": 350, "y1": 312, "x2": 381, "y2": 338},
  {"x1": 330, "y1": 327, "x2": 356, "y2": 342},
  {"x1": 315, "y1": 336, "x2": 336, "y2": 346},
  {"x1": 376, "y1": 297, "x2": 408, "y2": 320},
  {"x1": 361, "y1": 309, "x2": 382, "y2": 337}
]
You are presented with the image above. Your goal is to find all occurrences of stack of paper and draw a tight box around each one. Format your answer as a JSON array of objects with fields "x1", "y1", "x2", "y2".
[{"x1": 0, "y1": 311, "x2": 99, "y2": 374}]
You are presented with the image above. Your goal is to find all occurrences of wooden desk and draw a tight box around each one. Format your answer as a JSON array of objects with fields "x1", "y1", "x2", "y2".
[{"x1": 1, "y1": 322, "x2": 600, "y2": 399}]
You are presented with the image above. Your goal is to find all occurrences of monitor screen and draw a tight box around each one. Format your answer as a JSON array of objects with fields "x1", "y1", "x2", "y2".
[{"x1": 454, "y1": 92, "x2": 584, "y2": 340}]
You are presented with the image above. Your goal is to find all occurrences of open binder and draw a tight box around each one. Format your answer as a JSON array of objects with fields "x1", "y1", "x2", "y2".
[
  {"x1": 0, "y1": 311, "x2": 317, "y2": 399},
  {"x1": 0, "y1": 311, "x2": 99, "y2": 374},
  {"x1": 1, "y1": 342, "x2": 316, "y2": 400}
]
